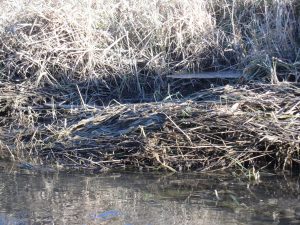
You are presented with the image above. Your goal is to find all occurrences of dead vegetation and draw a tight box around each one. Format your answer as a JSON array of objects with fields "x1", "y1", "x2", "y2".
[
  {"x1": 0, "y1": 82, "x2": 299, "y2": 172},
  {"x1": 0, "y1": 0, "x2": 300, "y2": 172},
  {"x1": 0, "y1": 0, "x2": 299, "y2": 91}
]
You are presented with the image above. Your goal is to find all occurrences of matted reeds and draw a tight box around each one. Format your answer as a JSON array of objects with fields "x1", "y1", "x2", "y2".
[
  {"x1": 0, "y1": 0, "x2": 299, "y2": 172},
  {"x1": 0, "y1": 82, "x2": 299, "y2": 172}
]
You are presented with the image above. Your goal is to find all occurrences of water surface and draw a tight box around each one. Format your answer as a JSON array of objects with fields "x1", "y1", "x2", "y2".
[{"x1": 0, "y1": 163, "x2": 299, "y2": 225}]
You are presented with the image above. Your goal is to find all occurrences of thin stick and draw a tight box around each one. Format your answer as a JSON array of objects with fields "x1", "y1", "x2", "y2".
[
  {"x1": 164, "y1": 113, "x2": 192, "y2": 145},
  {"x1": 76, "y1": 84, "x2": 87, "y2": 110}
]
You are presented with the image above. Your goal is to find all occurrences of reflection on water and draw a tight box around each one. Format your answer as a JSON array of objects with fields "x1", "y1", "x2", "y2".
[{"x1": 0, "y1": 163, "x2": 299, "y2": 225}]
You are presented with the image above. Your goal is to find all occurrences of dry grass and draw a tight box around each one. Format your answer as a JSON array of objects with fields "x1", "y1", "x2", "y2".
[
  {"x1": 0, "y1": 0, "x2": 299, "y2": 171},
  {"x1": 0, "y1": 82, "x2": 299, "y2": 172},
  {"x1": 0, "y1": 0, "x2": 299, "y2": 91}
]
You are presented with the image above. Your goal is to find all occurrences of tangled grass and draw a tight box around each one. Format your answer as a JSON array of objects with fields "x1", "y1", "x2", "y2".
[
  {"x1": 0, "y1": 82, "x2": 299, "y2": 172},
  {"x1": 0, "y1": 0, "x2": 299, "y2": 172},
  {"x1": 0, "y1": 1, "x2": 299, "y2": 91}
]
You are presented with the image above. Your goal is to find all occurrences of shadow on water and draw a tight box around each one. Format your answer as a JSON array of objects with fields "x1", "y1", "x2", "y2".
[{"x1": 0, "y1": 162, "x2": 299, "y2": 225}]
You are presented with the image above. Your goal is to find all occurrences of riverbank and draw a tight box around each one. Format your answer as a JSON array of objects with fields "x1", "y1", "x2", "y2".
[
  {"x1": 0, "y1": 0, "x2": 299, "y2": 172},
  {"x1": 0, "y1": 81, "x2": 299, "y2": 172}
]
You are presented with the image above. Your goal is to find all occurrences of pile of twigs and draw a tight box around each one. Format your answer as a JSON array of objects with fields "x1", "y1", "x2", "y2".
[{"x1": 0, "y1": 82, "x2": 299, "y2": 172}]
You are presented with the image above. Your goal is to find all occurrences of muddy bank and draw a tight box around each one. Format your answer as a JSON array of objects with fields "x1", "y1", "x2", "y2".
[{"x1": 0, "y1": 82, "x2": 299, "y2": 172}]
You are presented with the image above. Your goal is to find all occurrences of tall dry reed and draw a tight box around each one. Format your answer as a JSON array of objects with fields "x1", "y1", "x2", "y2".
[{"x1": 0, "y1": 0, "x2": 298, "y2": 92}]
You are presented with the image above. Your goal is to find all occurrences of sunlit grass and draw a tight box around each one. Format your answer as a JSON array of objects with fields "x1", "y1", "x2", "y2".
[{"x1": 0, "y1": 0, "x2": 298, "y2": 89}]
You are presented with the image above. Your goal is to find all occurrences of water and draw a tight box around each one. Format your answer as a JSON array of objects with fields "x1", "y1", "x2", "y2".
[{"x1": 0, "y1": 163, "x2": 299, "y2": 225}]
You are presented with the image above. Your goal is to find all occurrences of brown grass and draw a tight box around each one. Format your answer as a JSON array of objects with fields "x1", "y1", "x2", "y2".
[
  {"x1": 0, "y1": 0, "x2": 299, "y2": 172},
  {"x1": 0, "y1": 0, "x2": 299, "y2": 90},
  {"x1": 0, "y1": 81, "x2": 299, "y2": 172}
]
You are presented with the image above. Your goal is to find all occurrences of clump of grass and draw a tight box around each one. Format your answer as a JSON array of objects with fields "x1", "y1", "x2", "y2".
[
  {"x1": 0, "y1": 1, "x2": 299, "y2": 172},
  {"x1": 1, "y1": 82, "x2": 299, "y2": 172},
  {"x1": 0, "y1": 1, "x2": 215, "y2": 89},
  {"x1": 0, "y1": 0, "x2": 298, "y2": 95}
]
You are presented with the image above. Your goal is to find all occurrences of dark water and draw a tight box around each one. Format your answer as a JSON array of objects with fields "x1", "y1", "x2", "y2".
[{"x1": 0, "y1": 163, "x2": 299, "y2": 225}]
